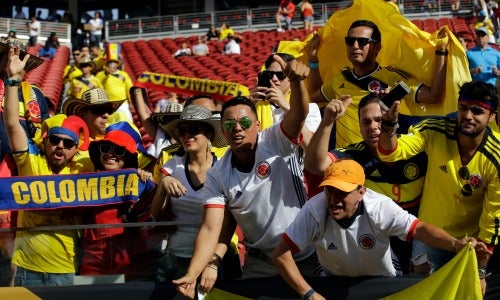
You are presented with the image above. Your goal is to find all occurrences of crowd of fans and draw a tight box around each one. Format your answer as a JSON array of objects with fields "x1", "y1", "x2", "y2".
[{"x1": 0, "y1": 1, "x2": 500, "y2": 299}]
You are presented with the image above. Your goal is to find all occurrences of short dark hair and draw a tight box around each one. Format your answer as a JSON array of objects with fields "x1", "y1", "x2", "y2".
[
  {"x1": 358, "y1": 93, "x2": 380, "y2": 118},
  {"x1": 184, "y1": 94, "x2": 217, "y2": 107},
  {"x1": 348, "y1": 20, "x2": 381, "y2": 43},
  {"x1": 264, "y1": 52, "x2": 295, "y2": 69},
  {"x1": 221, "y1": 96, "x2": 258, "y2": 118},
  {"x1": 458, "y1": 81, "x2": 498, "y2": 112}
]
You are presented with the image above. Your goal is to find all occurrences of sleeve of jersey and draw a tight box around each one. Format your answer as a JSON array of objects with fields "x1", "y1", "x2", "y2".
[
  {"x1": 203, "y1": 167, "x2": 226, "y2": 209},
  {"x1": 377, "y1": 122, "x2": 427, "y2": 162},
  {"x1": 319, "y1": 77, "x2": 336, "y2": 103},
  {"x1": 478, "y1": 171, "x2": 500, "y2": 245},
  {"x1": 259, "y1": 122, "x2": 298, "y2": 157},
  {"x1": 374, "y1": 196, "x2": 418, "y2": 241},
  {"x1": 283, "y1": 197, "x2": 322, "y2": 254}
]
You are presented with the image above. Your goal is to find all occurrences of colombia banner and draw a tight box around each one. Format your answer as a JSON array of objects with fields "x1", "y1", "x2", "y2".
[
  {"x1": 0, "y1": 169, "x2": 151, "y2": 210},
  {"x1": 135, "y1": 71, "x2": 250, "y2": 102}
]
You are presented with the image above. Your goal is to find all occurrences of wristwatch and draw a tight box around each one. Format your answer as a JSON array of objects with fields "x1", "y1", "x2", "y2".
[
  {"x1": 4, "y1": 78, "x2": 20, "y2": 86},
  {"x1": 478, "y1": 268, "x2": 487, "y2": 279}
]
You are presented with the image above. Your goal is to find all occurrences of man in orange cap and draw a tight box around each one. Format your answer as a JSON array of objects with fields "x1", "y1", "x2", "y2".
[
  {"x1": 3, "y1": 43, "x2": 93, "y2": 286},
  {"x1": 271, "y1": 159, "x2": 491, "y2": 300}
]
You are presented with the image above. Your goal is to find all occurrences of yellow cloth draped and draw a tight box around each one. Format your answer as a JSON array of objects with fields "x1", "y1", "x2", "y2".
[
  {"x1": 278, "y1": 0, "x2": 471, "y2": 117},
  {"x1": 383, "y1": 244, "x2": 482, "y2": 299}
]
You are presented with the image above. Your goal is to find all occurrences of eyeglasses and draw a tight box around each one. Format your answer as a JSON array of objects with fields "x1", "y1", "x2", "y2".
[
  {"x1": 261, "y1": 70, "x2": 287, "y2": 81},
  {"x1": 90, "y1": 105, "x2": 115, "y2": 116},
  {"x1": 223, "y1": 117, "x2": 253, "y2": 132},
  {"x1": 458, "y1": 104, "x2": 488, "y2": 115},
  {"x1": 48, "y1": 135, "x2": 77, "y2": 149},
  {"x1": 176, "y1": 124, "x2": 206, "y2": 137},
  {"x1": 344, "y1": 36, "x2": 378, "y2": 47},
  {"x1": 457, "y1": 166, "x2": 472, "y2": 196},
  {"x1": 99, "y1": 144, "x2": 127, "y2": 156}
]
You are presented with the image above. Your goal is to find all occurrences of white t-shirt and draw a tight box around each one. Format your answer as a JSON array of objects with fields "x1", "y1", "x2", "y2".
[
  {"x1": 284, "y1": 188, "x2": 419, "y2": 277},
  {"x1": 272, "y1": 102, "x2": 322, "y2": 132},
  {"x1": 29, "y1": 21, "x2": 41, "y2": 37},
  {"x1": 89, "y1": 18, "x2": 103, "y2": 36},
  {"x1": 162, "y1": 155, "x2": 214, "y2": 257},
  {"x1": 224, "y1": 40, "x2": 241, "y2": 54},
  {"x1": 203, "y1": 123, "x2": 311, "y2": 259}
]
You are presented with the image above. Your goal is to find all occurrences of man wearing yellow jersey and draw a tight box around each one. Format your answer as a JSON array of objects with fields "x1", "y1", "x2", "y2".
[
  {"x1": 308, "y1": 20, "x2": 448, "y2": 148},
  {"x1": 305, "y1": 93, "x2": 427, "y2": 275},
  {"x1": 377, "y1": 80, "x2": 500, "y2": 294},
  {"x1": 4, "y1": 44, "x2": 93, "y2": 286}
]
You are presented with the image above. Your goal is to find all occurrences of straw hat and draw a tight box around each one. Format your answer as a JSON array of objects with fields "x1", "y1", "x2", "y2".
[
  {"x1": 0, "y1": 38, "x2": 44, "y2": 72},
  {"x1": 62, "y1": 88, "x2": 125, "y2": 117},
  {"x1": 164, "y1": 105, "x2": 227, "y2": 148},
  {"x1": 77, "y1": 55, "x2": 96, "y2": 71},
  {"x1": 151, "y1": 102, "x2": 184, "y2": 132}
]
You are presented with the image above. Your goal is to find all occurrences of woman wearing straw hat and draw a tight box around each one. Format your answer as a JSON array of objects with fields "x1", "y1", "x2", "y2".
[
  {"x1": 151, "y1": 105, "x2": 227, "y2": 293},
  {"x1": 80, "y1": 126, "x2": 156, "y2": 276}
]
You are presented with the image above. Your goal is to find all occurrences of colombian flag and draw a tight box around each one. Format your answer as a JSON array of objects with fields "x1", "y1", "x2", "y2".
[{"x1": 277, "y1": 0, "x2": 471, "y2": 117}]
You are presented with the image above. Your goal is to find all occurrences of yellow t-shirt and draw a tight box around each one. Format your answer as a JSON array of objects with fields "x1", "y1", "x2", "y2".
[
  {"x1": 321, "y1": 65, "x2": 421, "y2": 148},
  {"x1": 96, "y1": 70, "x2": 133, "y2": 101},
  {"x1": 12, "y1": 147, "x2": 93, "y2": 273},
  {"x1": 377, "y1": 118, "x2": 500, "y2": 243}
]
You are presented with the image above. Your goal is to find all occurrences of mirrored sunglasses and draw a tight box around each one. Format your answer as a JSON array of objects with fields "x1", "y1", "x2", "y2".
[
  {"x1": 48, "y1": 135, "x2": 77, "y2": 149},
  {"x1": 223, "y1": 117, "x2": 253, "y2": 132}
]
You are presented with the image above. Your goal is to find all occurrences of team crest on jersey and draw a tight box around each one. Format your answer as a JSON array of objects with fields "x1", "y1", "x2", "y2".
[
  {"x1": 367, "y1": 80, "x2": 382, "y2": 92},
  {"x1": 403, "y1": 163, "x2": 419, "y2": 180},
  {"x1": 255, "y1": 162, "x2": 271, "y2": 179},
  {"x1": 468, "y1": 174, "x2": 482, "y2": 189},
  {"x1": 358, "y1": 234, "x2": 376, "y2": 250}
]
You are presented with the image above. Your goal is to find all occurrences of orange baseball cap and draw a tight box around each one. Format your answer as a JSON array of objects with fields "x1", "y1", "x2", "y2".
[{"x1": 319, "y1": 159, "x2": 365, "y2": 192}]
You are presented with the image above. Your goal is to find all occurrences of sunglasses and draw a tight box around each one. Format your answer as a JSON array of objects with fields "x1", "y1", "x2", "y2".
[
  {"x1": 262, "y1": 70, "x2": 287, "y2": 81},
  {"x1": 223, "y1": 117, "x2": 253, "y2": 132},
  {"x1": 457, "y1": 166, "x2": 473, "y2": 196},
  {"x1": 99, "y1": 144, "x2": 127, "y2": 156},
  {"x1": 344, "y1": 36, "x2": 378, "y2": 47},
  {"x1": 458, "y1": 104, "x2": 488, "y2": 115},
  {"x1": 48, "y1": 135, "x2": 77, "y2": 149},
  {"x1": 90, "y1": 105, "x2": 115, "y2": 116},
  {"x1": 176, "y1": 125, "x2": 206, "y2": 137}
]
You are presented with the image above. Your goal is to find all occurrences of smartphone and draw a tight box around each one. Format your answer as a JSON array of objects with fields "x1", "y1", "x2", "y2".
[
  {"x1": 257, "y1": 72, "x2": 272, "y2": 88},
  {"x1": 378, "y1": 81, "x2": 411, "y2": 111}
]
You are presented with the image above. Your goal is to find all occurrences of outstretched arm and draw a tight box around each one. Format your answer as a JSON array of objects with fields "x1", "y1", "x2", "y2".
[
  {"x1": 272, "y1": 238, "x2": 325, "y2": 300},
  {"x1": 278, "y1": 55, "x2": 310, "y2": 139},
  {"x1": 304, "y1": 96, "x2": 351, "y2": 175},
  {"x1": 4, "y1": 46, "x2": 29, "y2": 152}
]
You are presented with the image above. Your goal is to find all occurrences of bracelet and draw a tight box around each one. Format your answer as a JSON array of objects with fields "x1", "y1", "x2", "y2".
[
  {"x1": 4, "y1": 78, "x2": 20, "y2": 86},
  {"x1": 308, "y1": 61, "x2": 319, "y2": 69},
  {"x1": 451, "y1": 239, "x2": 458, "y2": 253},
  {"x1": 206, "y1": 265, "x2": 218, "y2": 272},
  {"x1": 302, "y1": 288, "x2": 315, "y2": 300},
  {"x1": 478, "y1": 268, "x2": 487, "y2": 279},
  {"x1": 208, "y1": 253, "x2": 223, "y2": 268},
  {"x1": 435, "y1": 49, "x2": 448, "y2": 56}
]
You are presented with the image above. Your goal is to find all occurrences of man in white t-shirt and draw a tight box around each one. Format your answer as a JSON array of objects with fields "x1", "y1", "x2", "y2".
[
  {"x1": 173, "y1": 55, "x2": 314, "y2": 298},
  {"x1": 27, "y1": 15, "x2": 41, "y2": 47},
  {"x1": 272, "y1": 159, "x2": 491, "y2": 300}
]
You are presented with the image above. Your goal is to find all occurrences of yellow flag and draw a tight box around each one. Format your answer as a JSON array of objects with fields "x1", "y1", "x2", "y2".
[
  {"x1": 283, "y1": 0, "x2": 470, "y2": 117},
  {"x1": 383, "y1": 245, "x2": 482, "y2": 300},
  {"x1": 204, "y1": 288, "x2": 254, "y2": 300}
]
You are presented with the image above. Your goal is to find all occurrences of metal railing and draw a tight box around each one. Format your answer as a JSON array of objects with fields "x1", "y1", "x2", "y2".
[
  {"x1": 105, "y1": 1, "x2": 475, "y2": 42},
  {"x1": 0, "y1": 18, "x2": 71, "y2": 44}
]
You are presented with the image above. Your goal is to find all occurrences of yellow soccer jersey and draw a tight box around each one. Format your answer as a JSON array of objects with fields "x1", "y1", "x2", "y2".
[
  {"x1": 62, "y1": 64, "x2": 83, "y2": 84},
  {"x1": 321, "y1": 65, "x2": 421, "y2": 147},
  {"x1": 153, "y1": 144, "x2": 229, "y2": 184},
  {"x1": 12, "y1": 148, "x2": 93, "y2": 273},
  {"x1": 67, "y1": 76, "x2": 104, "y2": 98},
  {"x1": 378, "y1": 118, "x2": 500, "y2": 244},
  {"x1": 96, "y1": 70, "x2": 133, "y2": 101}
]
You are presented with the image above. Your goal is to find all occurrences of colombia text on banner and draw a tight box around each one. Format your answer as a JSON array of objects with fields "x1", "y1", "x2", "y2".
[
  {"x1": 135, "y1": 72, "x2": 250, "y2": 102},
  {"x1": 0, "y1": 169, "x2": 152, "y2": 210}
]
